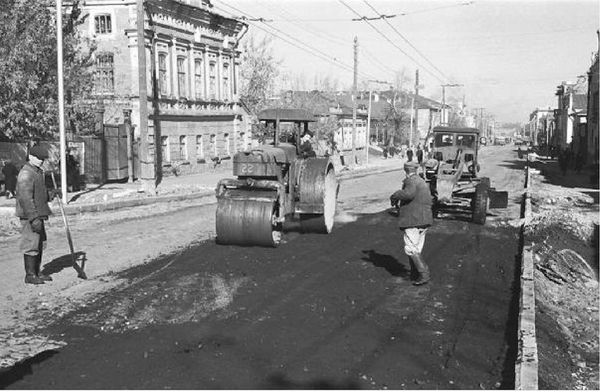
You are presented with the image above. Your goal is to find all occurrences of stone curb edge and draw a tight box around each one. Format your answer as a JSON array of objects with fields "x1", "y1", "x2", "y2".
[
  {"x1": 42, "y1": 164, "x2": 403, "y2": 216},
  {"x1": 515, "y1": 163, "x2": 539, "y2": 390}
]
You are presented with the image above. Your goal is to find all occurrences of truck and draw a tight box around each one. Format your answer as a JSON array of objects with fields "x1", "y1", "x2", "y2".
[{"x1": 424, "y1": 126, "x2": 508, "y2": 224}]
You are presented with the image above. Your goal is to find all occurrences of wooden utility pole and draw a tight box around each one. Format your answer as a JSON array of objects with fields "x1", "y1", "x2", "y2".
[
  {"x1": 56, "y1": 0, "x2": 67, "y2": 203},
  {"x1": 137, "y1": 0, "x2": 155, "y2": 193},
  {"x1": 351, "y1": 36, "x2": 358, "y2": 167},
  {"x1": 414, "y1": 69, "x2": 419, "y2": 147}
]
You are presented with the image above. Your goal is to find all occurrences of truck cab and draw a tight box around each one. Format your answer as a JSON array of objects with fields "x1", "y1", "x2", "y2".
[{"x1": 427, "y1": 126, "x2": 481, "y2": 180}]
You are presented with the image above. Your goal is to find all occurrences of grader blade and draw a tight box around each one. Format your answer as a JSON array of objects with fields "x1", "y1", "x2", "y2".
[{"x1": 489, "y1": 189, "x2": 509, "y2": 209}]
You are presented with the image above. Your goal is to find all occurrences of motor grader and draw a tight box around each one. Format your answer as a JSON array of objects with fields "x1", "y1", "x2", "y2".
[
  {"x1": 215, "y1": 109, "x2": 337, "y2": 247},
  {"x1": 424, "y1": 126, "x2": 508, "y2": 224}
]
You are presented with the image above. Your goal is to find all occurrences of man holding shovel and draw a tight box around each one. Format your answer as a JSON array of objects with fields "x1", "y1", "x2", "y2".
[{"x1": 15, "y1": 145, "x2": 55, "y2": 285}]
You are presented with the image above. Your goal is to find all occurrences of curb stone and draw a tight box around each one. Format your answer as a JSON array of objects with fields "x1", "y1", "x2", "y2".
[
  {"x1": 515, "y1": 162, "x2": 538, "y2": 390},
  {"x1": 35, "y1": 163, "x2": 404, "y2": 216}
]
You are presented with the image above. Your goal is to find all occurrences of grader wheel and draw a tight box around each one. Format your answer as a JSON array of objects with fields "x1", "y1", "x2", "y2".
[{"x1": 472, "y1": 182, "x2": 489, "y2": 225}]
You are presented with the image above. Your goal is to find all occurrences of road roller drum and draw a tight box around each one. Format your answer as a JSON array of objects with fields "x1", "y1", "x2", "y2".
[{"x1": 216, "y1": 191, "x2": 282, "y2": 247}]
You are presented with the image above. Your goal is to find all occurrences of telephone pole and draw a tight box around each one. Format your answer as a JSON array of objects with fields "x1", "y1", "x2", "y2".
[
  {"x1": 137, "y1": 0, "x2": 155, "y2": 193},
  {"x1": 414, "y1": 69, "x2": 420, "y2": 146},
  {"x1": 351, "y1": 36, "x2": 358, "y2": 167}
]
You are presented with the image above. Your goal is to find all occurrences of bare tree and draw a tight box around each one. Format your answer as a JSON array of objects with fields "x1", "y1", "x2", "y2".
[{"x1": 239, "y1": 35, "x2": 281, "y2": 115}]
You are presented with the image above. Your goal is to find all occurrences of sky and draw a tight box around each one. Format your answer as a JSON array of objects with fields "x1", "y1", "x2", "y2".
[{"x1": 213, "y1": 0, "x2": 599, "y2": 124}]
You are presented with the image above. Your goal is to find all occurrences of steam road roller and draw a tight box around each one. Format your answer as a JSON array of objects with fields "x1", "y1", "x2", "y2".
[{"x1": 215, "y1": 109, "x2": 338, "y2": 247}]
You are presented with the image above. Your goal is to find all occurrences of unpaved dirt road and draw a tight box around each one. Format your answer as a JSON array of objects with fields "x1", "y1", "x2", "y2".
[{"x1": 1, "y1": 146, "x2": 526, "y2": 389}]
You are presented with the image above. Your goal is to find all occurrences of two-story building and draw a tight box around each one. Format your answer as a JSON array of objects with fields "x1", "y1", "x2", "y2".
[
  {"x1": 79, "y1": 0, "x2": 249, "y2": 175},
  {"x1": 554, "y1": 82, "x2": 587, "y2": 150}
]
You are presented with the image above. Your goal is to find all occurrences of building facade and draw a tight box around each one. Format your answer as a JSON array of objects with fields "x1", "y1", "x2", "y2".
[
  {"x1": 527, "y1": 108, "x2": 554, "y2": 147},
  {"x1": 586, "y1": 53, "x2": 599, "y2": 165},
  {"x1": 554, "y1": 82, "x2": 587, "y2": 150},
  {"x1": 80, "y1": 0, "x2": 249, "y2": 174}
]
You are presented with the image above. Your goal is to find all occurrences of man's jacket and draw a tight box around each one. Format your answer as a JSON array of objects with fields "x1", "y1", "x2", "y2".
[
  {"x1": 15, "y1": 163, "x2": 52, "y2": 221},
  {"x1": 390, "y1": 173, "x2": 433, "y2": 229}
]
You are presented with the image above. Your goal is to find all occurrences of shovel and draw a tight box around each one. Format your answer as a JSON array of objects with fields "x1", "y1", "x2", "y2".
[{"x1": 50, "y1": 172, "x2": 87, "y2": 280}]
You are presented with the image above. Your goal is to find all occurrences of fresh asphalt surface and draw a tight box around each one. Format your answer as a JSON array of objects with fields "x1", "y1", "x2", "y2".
[{"x1": 1, "y1": 146, "x2": 524, "y2": 389}]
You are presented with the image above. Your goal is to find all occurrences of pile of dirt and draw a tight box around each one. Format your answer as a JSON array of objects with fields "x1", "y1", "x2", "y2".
[{"x1": 527, "y1": 192, "x2": 599, "y2": 390}]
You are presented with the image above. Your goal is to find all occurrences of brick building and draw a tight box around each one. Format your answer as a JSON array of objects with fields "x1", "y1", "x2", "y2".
[{"x1": 79, "y1": 0, "x2": 249, "y2": 174}]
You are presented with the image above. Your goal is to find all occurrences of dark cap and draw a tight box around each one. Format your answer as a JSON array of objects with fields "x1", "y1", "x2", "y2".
[
  {"x1": 302, "y1": 130, "x2": 313, "y2": 138},
  {"x1": 29, "y1": 145, "x2": 49, "y2": 160},
  {"x1": 404, "y1": 160, "x2": 419, "y2": 171}
]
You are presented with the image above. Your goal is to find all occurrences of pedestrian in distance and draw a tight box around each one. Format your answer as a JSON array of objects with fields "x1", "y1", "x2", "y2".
[
  {"x1": 416, "y1": 144, "x2": 424, "y2": 165},
  {"x1": 406, "y1": 148, "x2": 414, "y2": 162},
  {"x1": 15, "y1": 145, "x2": 55, "y2": 285},
  {"x1": 390, "y1": 160, "x2": 433, "y2": 286},
  {"x1": 2, "y1": 159, "x2": 19, "y2": 199}
]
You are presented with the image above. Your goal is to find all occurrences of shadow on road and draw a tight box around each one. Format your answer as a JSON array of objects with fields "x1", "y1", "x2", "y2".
[
  {"x1": 0, "y1": 350, "x2": 59, "y2": 389},
  {"x1": 261, "y1": 372, "x2": 360, "y2": 389},
  {"x1": 530, "y1": 159, "x2": 599, "y2": 195},
  {"x1": 361, "y1": 249, "x2": 410, "y2": 278},
  {"x1": 42, "y1": 251, "x2": 87, "y2": 279}
]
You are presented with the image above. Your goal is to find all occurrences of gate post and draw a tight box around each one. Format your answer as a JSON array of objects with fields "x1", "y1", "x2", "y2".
[
  {"x1": 94, "y1": 104, "x2": 106, "y2": 183},
  {"x1": 124, "y1": 109, "x2": 134, "y2": 183}
]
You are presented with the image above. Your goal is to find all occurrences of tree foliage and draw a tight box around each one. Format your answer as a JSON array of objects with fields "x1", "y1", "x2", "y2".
[
  {"x1": 0, "y1": 0, "x2": 96, "y2": 140},
  {"x1": 238, "y1": 35, "x2": 280, "y2": 115}
]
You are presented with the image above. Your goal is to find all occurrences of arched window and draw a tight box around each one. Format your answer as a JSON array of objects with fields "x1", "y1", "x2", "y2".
[
  {"x1": 94, "y1": 53, "x2": 114, "y2": 94},
  {"x1": 194, "y1": 59, "x2": 203, "y2": 100},
  {"x1": 179, "y1": 135, "x2": 188, "y2": 160},
  {"x1": 209, "y1": 62, "x2": 216, "y2": 100},
  {"x1": 177, "y1": 57, "x2": 187, "y2": 98},
  {"x1": 158, "y1": 53, "x2": 168, "y2": 96},
  {"x1": 196, "y1": 135, "x2": 204, "y2": 159},
  {"x1": 222, "y1": 63, "x2": 230, "y2": 101}
]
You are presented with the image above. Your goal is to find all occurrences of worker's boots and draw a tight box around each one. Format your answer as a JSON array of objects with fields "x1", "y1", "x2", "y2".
[
  {"x1": 24, "y1": 255, "x2": 44, "y2": 285},
  {"x1": 35, "y1": 250, "x2": 52, "y2": 282},
  {"x1": 411, "y1": 253, "x2": 430, "y2": 286}
]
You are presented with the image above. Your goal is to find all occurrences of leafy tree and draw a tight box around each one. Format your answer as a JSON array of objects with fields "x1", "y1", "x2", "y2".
[
  {"x1": 239, "y1": 35, "x2": 280, "y2": 115},
  {"x1": 0, "y1": 0, "x2": 95, "y2": 141}
]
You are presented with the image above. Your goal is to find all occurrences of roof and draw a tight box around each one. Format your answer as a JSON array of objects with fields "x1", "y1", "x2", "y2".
[
  {"x1": 432, "y1": 126, "x2": 480, "y2": 134},
  {"x1": 257, "y1": 108, "x2": 316, "y2": 122}
]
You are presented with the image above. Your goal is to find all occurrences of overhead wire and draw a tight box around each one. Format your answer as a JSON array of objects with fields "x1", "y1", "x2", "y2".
[
  {"x1": 261, "y1": 0, "x2": 397, "y2": 80},
  {"x1": 363, "y1": 0, "x2": 450, "y2": 82},
  {"x1": 213, "y1": 1, "x2": 381, "y2": 82},
  {"x1": 337, "y1": 0, "x2": 447, "y2": 84}
]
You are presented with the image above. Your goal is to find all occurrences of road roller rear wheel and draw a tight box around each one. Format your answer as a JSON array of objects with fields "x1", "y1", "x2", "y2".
[
  {"x1": 216, "y1": 197, "x2": 282, "y2": 247},
  {"x1": 299, "y1": 168, "x2": 337, "y2": 233}
]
